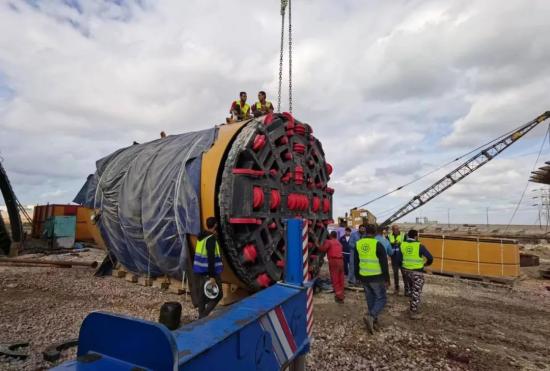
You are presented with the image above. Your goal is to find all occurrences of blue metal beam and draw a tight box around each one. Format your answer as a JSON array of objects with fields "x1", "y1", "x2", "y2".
[{"x1": 51, "y1": 219, "x2": 310, "y2": 371}]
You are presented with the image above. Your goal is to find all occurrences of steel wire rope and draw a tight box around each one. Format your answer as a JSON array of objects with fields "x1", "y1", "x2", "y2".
[
  {"x1": 504, "y1": 124, "x2": 550, "y2": 231},
  {"x1": 354, "y1": 120, "x2": 545, "y2": 210}
]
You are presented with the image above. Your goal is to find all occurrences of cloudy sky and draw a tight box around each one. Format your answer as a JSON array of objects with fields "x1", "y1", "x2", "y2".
[{"x1": 1, "y1": 0, "x2": 550, "y2": 225}]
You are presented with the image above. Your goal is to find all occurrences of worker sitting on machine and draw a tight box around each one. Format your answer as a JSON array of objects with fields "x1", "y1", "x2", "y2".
[
  {"x1": 229, "y1": 91, "x2": 251, "y2": 122},
  {"x1": 251, "y1": 91, "x2": 274, "y2": 117},
  {"x1": 193, "y1": 217, "x2": 224, "y2": 318}
]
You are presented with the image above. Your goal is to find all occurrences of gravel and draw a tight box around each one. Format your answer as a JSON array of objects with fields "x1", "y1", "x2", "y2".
[
  {"x1": 0, "y1": 249, "x2": 197, "y2": 370},
  {"x1": 306, "y1": 271, "x2": 550, "y2": 371},
  {"x1": 1, "y1": 247, "x2": 549, "y2": 370}
]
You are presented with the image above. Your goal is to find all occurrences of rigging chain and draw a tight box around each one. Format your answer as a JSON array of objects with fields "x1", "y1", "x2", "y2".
[
  {"x1": 277, "y1": 0, "x2": 287, "y2": 113},
  {"x1": 288, "y1": 0, "x2": 293, "y2": 113},
  {"x1": 277, "y1": 0, "x2": 293, "y2": 113}
]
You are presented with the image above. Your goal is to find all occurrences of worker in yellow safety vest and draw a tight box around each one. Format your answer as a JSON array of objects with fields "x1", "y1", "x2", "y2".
[
  {"x1": 193, "y1": 217, "x2": 224, "y2": 318},
  {"x1": 354, "y1": 224, "x2": 390, "y2": 334},
  {"x1": 252, "y1": 91, "x2": 274, "y2": 117},
  {"x1": 397, "y1": 229, "x2": 433, "y2": 319},
  {"x1": 229, "y1": 92, "x2": 251, "y2": 121},
  {"x1": 388, "y1": 225, "x2": 406, "y2": 295}
]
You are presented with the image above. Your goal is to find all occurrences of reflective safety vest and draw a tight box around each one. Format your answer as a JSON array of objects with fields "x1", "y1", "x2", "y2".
[
  {"x1": 255, "y1": 101, "x2": 272, "y2": 111},
  {"x1": 389, "y1": 232, "x2": 405, "y2": 247},
  {"x1": 193, "y1": 235, "x2": 223, "y2": 275},
  {"x1": 400, "y1": 241, "x2": 424, "y2": 270},
  {"x1": 356, "y1": 237, "x2": 382, "y2": 276},
  {"x1": 234, "y1": 100, "x2": 250, "y2": 118}
]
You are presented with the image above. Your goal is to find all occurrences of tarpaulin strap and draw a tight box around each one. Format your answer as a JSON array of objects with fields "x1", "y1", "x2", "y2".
[
  {"x1": 476, "y1": 237, "x2": 480, "y2": 275},
  {"x1": 440, "y1": 235, "x2": 445, "y2": 273}
]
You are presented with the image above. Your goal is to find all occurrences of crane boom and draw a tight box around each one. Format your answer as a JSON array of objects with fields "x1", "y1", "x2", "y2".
[{"x1": 381, "y1": 111, "x2": 550, "y2": 227}]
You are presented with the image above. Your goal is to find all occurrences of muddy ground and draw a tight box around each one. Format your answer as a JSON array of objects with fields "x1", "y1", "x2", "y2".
[{"x1": 0, "y1": 247, "x2": 549, "y2": 370}]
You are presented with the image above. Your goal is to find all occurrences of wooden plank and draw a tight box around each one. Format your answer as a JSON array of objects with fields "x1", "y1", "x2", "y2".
[
  {"x1": 112, "y1": 269, "x2": 127, "y2": 278},
  {"x1": 125, "y1": 273, "x2": 138, "y2": 283},
  {"x1": 152, "y1": 277, "x2": 171, "y2": 290},
  {"x1": 137, "y1": 276, "x2": 153, "y2": 287},
  {"x1": 167, "y1": 278, "x2": 188, "y2": 295},
  {"x1": 344, "y1": 284, "x2": 363, "y2": 292}
]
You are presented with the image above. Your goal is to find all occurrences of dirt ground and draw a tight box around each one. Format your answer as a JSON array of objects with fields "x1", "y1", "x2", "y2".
[{"x1": 0, "y1": 248, "x2": 549, "y2": 370}]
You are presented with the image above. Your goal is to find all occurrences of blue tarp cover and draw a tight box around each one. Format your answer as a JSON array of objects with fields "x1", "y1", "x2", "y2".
[{"x1": 75, "y1": 128, "x2": 217, "y2": 278}]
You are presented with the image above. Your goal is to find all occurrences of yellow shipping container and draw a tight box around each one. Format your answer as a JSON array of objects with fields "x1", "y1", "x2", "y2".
[
  {"x1": 419, "y1": 234, "x2": 519, "y2": 279},
  {"x1": 76, "y1": 207, "x2": 94, "y2": 242},
  {"x1": 52, "y1": 205, "x2": 66, "y2": 216},
  {"x1": 420, "y1": 235, "x2": 519, "y2": 265},
  {"x1": 428, "y1": 258, "x2": 519, "y2": 278}
]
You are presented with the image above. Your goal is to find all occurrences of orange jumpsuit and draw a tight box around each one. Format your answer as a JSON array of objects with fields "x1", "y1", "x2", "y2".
[{"x1": 319, "y1": 238, "x2": 345, "y2": 301}]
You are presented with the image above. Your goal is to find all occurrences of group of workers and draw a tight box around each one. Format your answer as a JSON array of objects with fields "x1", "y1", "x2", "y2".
[
  {"x1": 321, "y1": 223, "x2": 433, "y2": 333},
  {"x1": 190, "y1": 213, "x2": 433, "y2": 335},
  {"x1": 176, "y1": 92, "x2": 434, "y2": 328},
  {"x1": 228, "y1": 91, "x2": 274, "y2": 122}
]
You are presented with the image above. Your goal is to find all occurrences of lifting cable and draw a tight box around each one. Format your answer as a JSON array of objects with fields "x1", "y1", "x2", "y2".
[
  {"x1": 504, "y1": 123, "x2": 550, "y2": 231},
  {"x1": 354, "y1": 120, "x2": 545, "y2": 210},
  {"x1": 277, "y1": 0, "x2": 292, "y2": 113}
]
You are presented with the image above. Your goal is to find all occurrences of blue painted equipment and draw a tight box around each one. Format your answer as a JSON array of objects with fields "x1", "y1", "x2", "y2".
[
  {"x1": 44, "y1": 216, "x2": 76, "y2": 248},
  {"x1": 51, "y1": 219, "x2": 311, "y2": 371}
]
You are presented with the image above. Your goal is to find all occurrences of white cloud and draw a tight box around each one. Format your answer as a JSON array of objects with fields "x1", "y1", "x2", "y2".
[{"x1": 0, "y1": 0, "x2": 549, "y2": 225}]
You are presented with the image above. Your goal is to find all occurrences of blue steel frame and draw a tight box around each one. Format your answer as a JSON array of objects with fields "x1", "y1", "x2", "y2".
[{"x1": 51, "y1": 219, "x2": 310, "y2": 371}]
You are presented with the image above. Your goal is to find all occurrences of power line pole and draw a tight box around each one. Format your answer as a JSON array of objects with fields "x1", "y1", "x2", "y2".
[
  {"x1": 532, "y1": 188, "x2": 545, "y2": 229},
  {"x1": 537, "y1": 203, "x2": 542, "y2": 229},
  {"x1": 486, "y1": 207, "x2": 489, "y2": 229},
  {"x1": 447, "y1": 208, "x2": 450, "y2": 228},
  {"x1": 541, "y1": 188, "x2": 550, "y2": 232}
]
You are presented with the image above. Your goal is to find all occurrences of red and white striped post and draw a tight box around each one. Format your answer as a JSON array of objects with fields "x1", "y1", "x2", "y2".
[{"x1": 302, "y1": 220, "x2": 314, "y2": 338}]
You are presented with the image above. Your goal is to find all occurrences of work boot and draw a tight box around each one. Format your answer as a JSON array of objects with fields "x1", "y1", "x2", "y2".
[
  {"x1": 409, "y1": 311, "x2": 423, "y2": 320},
  {"x1": 334, "y1": 297, "x2": 344, "y2": 304},
  {"x1": 373, "y1": 318, "x2": 382, "y2": 332},
  {"x1": 363, "y1": 315, "x2": 375, "y2": 334}
]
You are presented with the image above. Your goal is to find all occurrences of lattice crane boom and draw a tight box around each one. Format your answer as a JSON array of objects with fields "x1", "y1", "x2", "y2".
[{"x1": 381, "y1": 111, "x2": 550, "y2": 227}]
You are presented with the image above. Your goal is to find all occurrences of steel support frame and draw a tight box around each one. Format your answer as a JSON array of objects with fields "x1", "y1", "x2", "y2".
[{"x1": 52, "y1": 219, "x2": 311, "y2": 371}]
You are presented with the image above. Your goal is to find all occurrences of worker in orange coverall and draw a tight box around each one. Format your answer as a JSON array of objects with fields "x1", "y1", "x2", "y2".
[{"x1": 319, "y1": 231, "x2": 345, "y2": 303}]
